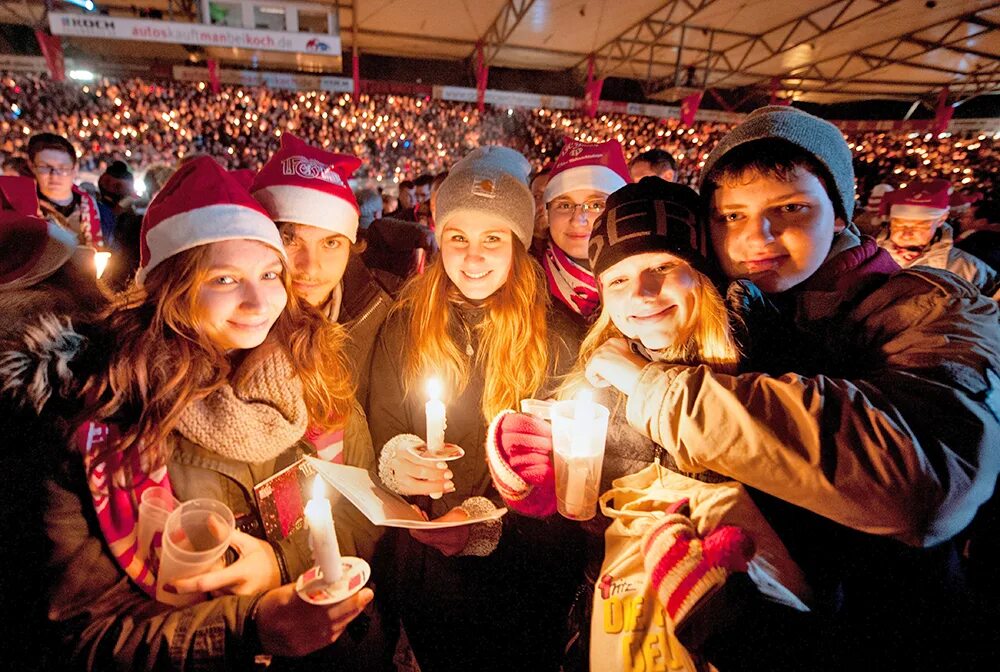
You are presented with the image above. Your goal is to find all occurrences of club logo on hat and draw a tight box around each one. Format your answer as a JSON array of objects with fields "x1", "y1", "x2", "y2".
[
  {"x1": 567, "y1": 143, "x2": 585, "y2": 157},
  {"x1": 471, "y1": 176, "x2": 497, "y2": 199},
  {"x1": 281, "y1": 156, "x2": 346, "y2": 187}
]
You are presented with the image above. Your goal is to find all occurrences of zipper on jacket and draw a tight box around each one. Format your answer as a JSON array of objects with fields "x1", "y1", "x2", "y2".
[{"x1": 350, "y1": 294, "x2": 386, "y2": 329}]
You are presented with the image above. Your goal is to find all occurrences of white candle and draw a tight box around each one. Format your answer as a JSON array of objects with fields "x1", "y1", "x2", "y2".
[
  {"x1": 304, "y1": 476, "x2": 342, "y2": 583},
  {"x1": 566, "y1": 391, "x2": 593, "y2": 517},
  {"x1": 425, "y1": 377, "x2": 446, "y2": 455},
  {"x1": 94, "y1": 251, "x2": 111, "y2": 279}
]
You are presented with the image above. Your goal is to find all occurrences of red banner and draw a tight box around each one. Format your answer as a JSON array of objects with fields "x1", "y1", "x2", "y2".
[
  {"x1": 206, "y1": 58, "x2": 220, "y2": 94},
  {"x1": 34, "y1": 30, "x2": 65, "y2": 82},
  {"x1": 584, "y1": 54, "x2": 603, "y2": 117},
  {"x1": 475, "y1": 42, "x2": 489, "y2": 114},
  {"x1": 352, "y1": 49, "x2": 360, "y2": 99},
  {"x1": 768, "y1": 77, "x2": 791, "y2": 106},
  {"x1": 680, "y1": 91, "x2": 703, "y2": 127},
  {"x1": 933, "y1": 86, "x2": 954, "y2": 134}
]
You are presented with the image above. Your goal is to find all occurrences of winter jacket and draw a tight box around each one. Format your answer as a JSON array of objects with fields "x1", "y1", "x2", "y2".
[
  {"x1": 0, "y1": 312, "x2": 381, "y2": 670},
  {"x1": 877, "y1": 222, "x2": 1000, "y2": 298},
  {"x1": 625, "y1": 232, "x2": 1000, "y2": 670},
  {"x1": 167, "y1": 402, "x2": 377, "y2": 581},
  {"x1": 337, "y1": 255, "x2": 398, "y2": 405},
  {"x1": 366, "y1": 295, "x2": 587, "y2": 672}
]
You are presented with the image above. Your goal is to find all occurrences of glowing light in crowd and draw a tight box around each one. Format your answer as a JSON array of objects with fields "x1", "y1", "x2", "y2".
[{"x1": 69, "y1": 70, "x2": 95, "y2": 81}]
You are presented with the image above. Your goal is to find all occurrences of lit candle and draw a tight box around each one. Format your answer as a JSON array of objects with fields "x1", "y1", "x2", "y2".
[
  {"x1": 303, "y1": 476, "x2": 342, "y2": 583},
  {"x1": 425, "y1": 378, "x2": 446, "y2": 455},
  {"x1": 94, "y1": 251, "x2": 111, "y2": 279},
  {"x1": 565, "y1": 391, "x2": 593, "y2": 517}
]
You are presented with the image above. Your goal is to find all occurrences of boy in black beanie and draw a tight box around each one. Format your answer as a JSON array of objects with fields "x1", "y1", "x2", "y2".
[{"x1": 587, "y1": 106, "x2": 1000, "y2": 671}]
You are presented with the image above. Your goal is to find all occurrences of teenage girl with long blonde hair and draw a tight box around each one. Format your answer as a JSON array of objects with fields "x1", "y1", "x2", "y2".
[{"x1": 366, "y1": 146, "x2": 586, "y2": 672}]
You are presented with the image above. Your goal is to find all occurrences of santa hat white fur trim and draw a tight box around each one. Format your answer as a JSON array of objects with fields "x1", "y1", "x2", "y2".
[
  {"x1": 138, "y1": 203, "x2": 285, "y2": 283},
  {"x1": 889, "y1": 203, "x2": 949, "y2": 221},
  {"x1": 544, "y1": 165, "x2": 628, "y2": 204},
  {"x1": 253, "y1": 184, "x2": 359, "y2": 243}
]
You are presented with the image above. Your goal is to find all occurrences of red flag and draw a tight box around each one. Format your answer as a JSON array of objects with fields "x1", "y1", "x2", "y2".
[
  {"x1": 584, "y1": 54, "x2": 604, "y2": 117},
  {"x1": 206, "y1": 59, "x2": 220, "y2": 94},
  {"x1": 680, "y1": 91, "x2": 703, "y2": 127},
  {"x1": 34, "y1": 30, "x2": 65, "y2": 82},
  {"x1": 933, "y1": 86, "x2": 953, "y2": 134},
  {"x1": 475, "y1": 42, "x2": 489, "y2": 114},
  {"x1": 768, "y1": 77, "x2": 791, "y2": 106},
  {"x1": 352, "y1": 49, "x2": 361, "y2": 99}
]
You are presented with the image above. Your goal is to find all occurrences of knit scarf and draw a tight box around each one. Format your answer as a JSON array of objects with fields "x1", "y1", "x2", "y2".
[
  {"x1": 543, "y1": 241, "x2": 600, "y2": 319},
  {"x1": 174, "y1": 348, "x2": 308, "y2": 463},
  {"x1": 78, "y1": 348, "x2": 308, "y2": 596}
]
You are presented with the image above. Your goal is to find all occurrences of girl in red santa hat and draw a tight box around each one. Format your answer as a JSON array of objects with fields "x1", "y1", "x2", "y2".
[{"x1": 1, "y1": 156, "x2": 374, "y2": 669}]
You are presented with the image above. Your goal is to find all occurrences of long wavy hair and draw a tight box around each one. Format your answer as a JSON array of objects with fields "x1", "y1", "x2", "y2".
[
  {"x1": 561, "y1": 263, "x2": 739, "y2": 398},
  {"x1": 395, "y1": 240, "x2": 550, "y2": 420},
  {"x1": 81, "y1": 243, "x2": 354, "y2": 473}
]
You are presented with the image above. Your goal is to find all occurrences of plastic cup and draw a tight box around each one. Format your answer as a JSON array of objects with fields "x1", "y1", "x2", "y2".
[
  {"x1": 519, "y1": 398, "x2": 554, "y2": 420},
  {"x1": 155, "y1": 499, "x2": 235, "y2": 606},
  {"x1": 551, "y1": 399, "x2": 609, "y2": 521},
  {"x1": 137, "y1": 487, "x2": 179, "y2": 565}
]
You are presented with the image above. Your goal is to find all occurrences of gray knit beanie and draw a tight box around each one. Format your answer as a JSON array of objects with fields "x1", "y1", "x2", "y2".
[
  {"x1": 700, "y1": 106, "x2": 856, "y2": 221},
  {"x1": 434, "y1": 146, "x2": 534, "y2": 248}
]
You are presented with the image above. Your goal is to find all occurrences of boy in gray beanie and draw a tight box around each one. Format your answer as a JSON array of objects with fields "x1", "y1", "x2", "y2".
[{"x1": 587, "y1": 105, "x2": 1000, "y2": 669}]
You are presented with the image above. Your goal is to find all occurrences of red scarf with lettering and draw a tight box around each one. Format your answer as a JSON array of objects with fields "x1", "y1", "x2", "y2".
[
  {"x1": 76, "y1": 420, "x2": 171, "y2": 597},
  {"x1": 543, "y1": 241, "x2": 600, "y2": 319},
  {"x1": 71, "y1": 186, "x2": 104, "y2": 249}
]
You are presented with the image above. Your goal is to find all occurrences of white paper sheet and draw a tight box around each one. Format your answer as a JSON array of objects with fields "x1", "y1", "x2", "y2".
[{"x1": 306, "y1": 457, "x2": 506, "y2": 529}]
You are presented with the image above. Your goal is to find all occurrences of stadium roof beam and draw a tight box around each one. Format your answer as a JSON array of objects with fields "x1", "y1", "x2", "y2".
[
  {"x1": 802, "y1": 10, "x2": 999, "y2": 93},
  {"x1": 474, "y1": 0, "x2": 537, "y2": 64},
  {"x1": 699, "y1": 0, "x2": 904, "y2": 89},
  {"x1": 576, "y1": 0, "x2": 738, "y2": 79}
]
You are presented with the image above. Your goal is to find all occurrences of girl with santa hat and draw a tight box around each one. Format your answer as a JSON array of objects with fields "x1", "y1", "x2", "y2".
[{"x1": 1, "y1": 156, "x2": 373, "y2": 669}]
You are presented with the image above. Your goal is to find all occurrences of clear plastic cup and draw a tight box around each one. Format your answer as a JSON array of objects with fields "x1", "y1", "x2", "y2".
[
  {"x1": 550, "y1": 399, "x2": 609, "y2": 521},
  {"x1": 155, "y1": 499, "x2": 235, "y2": 606},
  {"x1": 137, "y1": 487, "x2": 179, "y2": 565},
  {"x1": 519, "y1": 398, "x2": 554, "y2": 420}
]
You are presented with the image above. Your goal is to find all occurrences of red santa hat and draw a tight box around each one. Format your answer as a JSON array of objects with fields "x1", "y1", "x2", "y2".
[
  {"x1": 138, "y1": 156, "x2": 284, "y2": 283},
  {"x1": 886, "y1": 178, "x2": 951, "y2": 220},
  {"x1": 251, "y1": 133, "x2": 362, "y2": 243},
  {"x1": 542, "y1": 138, "x2": 630, "y2": 203},
  {"x1": 1, "y1": 176, "x2": 78, "y2": 289}
]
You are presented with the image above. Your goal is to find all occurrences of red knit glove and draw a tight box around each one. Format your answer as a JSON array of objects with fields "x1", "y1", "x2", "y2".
[
  {"x1": 486, "y1": 410, "x2": 556, "y2": 517},
  {"x1": 642, "y1": 499, "x2": 755, "y2": 632}
]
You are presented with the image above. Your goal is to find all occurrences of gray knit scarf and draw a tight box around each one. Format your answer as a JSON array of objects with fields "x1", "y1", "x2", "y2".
[{"x1": 175, "y1": 348, "x2": 308, "y2": 463}]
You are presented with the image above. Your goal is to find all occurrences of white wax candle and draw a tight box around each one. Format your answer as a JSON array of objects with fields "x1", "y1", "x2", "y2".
[
  {"x1": 425, "y1": 378, "x2": 446, "y2": 455},
  {"x1": 304, "y1": 476, "x2": 343, "y2": 583},
  {"x1": 564, "y1": 456, "x2": 590, "y2": 518},
  {"x1": 566, "y1": 391, "x2": 593, "y2": 516},
  {"x1": 94, "y1": 251, "x2": 111, "y2": 279}
]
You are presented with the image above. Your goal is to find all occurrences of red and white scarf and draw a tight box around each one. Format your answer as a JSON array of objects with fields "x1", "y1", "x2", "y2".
[
  {"x1": 70, "y1": 186, "x2": 104, "y2": 249},
  {"x1": 76, "y1": 420, "x2": 171, "y2": 597},
  {"x1": 543, "y1": 241, "x2": 600, "y2": 320}
]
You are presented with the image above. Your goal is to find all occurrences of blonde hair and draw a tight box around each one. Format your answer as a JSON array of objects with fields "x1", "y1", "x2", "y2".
[
  {"x1": 82, "y1": 244, "x2": 354, "y2": 473},
  {"x1": 395, "y1": 241, "x2": 550, "y2": 420},
  {"x1": 562, "y1": 264, "x2": 739, "y2": 397}
]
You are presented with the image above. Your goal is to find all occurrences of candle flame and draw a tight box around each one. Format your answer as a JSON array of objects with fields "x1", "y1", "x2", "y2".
[
  {"x1": 94, "y1": 251, "x2": 111, "y2": 279},
  {"x1": 311, "y1": 475, "x2": 325, "y2": 500},
  {"x1": 426, "y1": 377, "x2": 443, "y2": 401}
]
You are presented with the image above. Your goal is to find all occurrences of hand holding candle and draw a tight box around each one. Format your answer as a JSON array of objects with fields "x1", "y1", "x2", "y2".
[{"x1": 304, "y1": 476, "x2": 343, "y2": 584}]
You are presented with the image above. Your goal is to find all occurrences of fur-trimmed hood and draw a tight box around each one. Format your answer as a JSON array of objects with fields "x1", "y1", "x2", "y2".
[{"x1": 0, "y1": 313, "x2": 89, "y2": 414}]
